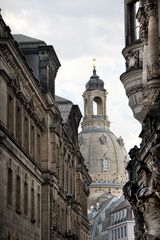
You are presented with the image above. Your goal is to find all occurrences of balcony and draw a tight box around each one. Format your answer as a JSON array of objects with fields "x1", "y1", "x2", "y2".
[{"x1": 120, "y1": 41, "x2": 147, "y2": 123}]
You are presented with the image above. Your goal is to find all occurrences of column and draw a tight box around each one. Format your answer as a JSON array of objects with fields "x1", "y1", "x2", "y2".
[{"x1": 146, "y1": 0, "x2": 160, "y2": 87}]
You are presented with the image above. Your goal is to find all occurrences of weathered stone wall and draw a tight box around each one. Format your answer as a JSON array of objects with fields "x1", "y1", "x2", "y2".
[
  {"x1": 123, "y1": 0, "x2": 160, "y2": 239},
  {"x1": 0, "y1": 11, "x2": 91, "y2": 240}
]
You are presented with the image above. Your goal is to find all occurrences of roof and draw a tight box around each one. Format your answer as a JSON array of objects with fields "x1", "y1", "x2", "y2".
[
  {"x1": 13, "y1": 34, "x2": 46, "y2": 45},
  {"x1": 79, "y1": 128, "x2": 128, "y2": 175},
  {"x1": 85, "y1": 68, "x2": 104, "y2": 91},
  {"x1": 55, "y1": 95, "x2": 73, "y2": 122},
  {"x1": 110, "y1": 197, "x2": 130, "y2": 213},
  {"x1": 90, "y1": 197, "x2": 118, "y2": 237},
  {"x1": 55, "y1": 95, "x2": 73, "y2": 104}
]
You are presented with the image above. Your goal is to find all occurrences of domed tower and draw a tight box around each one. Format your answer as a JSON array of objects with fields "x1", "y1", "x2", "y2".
[{"x1": 79, "y1": 62, "x2": 128, "y2": 207}]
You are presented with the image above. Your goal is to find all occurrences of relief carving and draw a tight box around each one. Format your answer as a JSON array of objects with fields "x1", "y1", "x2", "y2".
[
  {"x1": 126, "y1": 50, "x2": 141, "y2": 70},
  {"x1": 147, "y1": 63, "x2": 160, "y2": 81},
  {"x1": 137, "y1": 187, "x2": 160, "y2": 239},
  {"x1": 50, "y1": 113, "x2": 62, "y2": 135},
  {"x1": 150, "y1": 139, "x2": 160, "y2": 194},
  {"x1": 137, "y1": 7, "x2": 148, "y2": 44},
  {"x1": 39, "y1": 50, "x2": 48, "y2": 61},
  {"x1": 124, "y1": 138, "x2": 160, "y2": 239},
  {"x1": 123, "y1": 181, "x2": 145, "y2": 240},
  {"x1": 147, "y1": 88, "x2": 160, "y2": 103},
  {"x1": 99, "y1": 134, "x2": 107, "y2": 144},
  {"x1": 145, "y1": 0, "x2": 158, "y2": 18},
  {"x1": 117, "y1": 136, "x2": 124, "y2": 146}
]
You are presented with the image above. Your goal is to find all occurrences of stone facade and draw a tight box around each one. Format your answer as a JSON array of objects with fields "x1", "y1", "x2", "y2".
[
  {"x1": 0, "y1": 12, "x2": 91, "y2": 240},
  {"x1": 79, "y1": 67, "x2": 128, "y2": 208},
  {"x1": 122, "y1": 1, "x2": 160, "y2": 239}
]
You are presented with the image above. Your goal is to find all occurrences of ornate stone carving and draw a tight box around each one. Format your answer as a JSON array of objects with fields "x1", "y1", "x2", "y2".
[
  {"x1": 99, "y1": 134, "x2": 107, "y2": 144},
  {"x1": 39, "y1": 50, "x2": 48, "y2": 61},
  {"x1": 128, "y1": 145, "x2": 140, "y2": 160},
  {"x1": 137, "y1": 187, "x2": 160, "y2": 239},
  {"x1": 126, "y1": 83, "x2": 143, "y2": 98},
  {"x1": 123, "y1": 181, "x2": 145, "y2": 240},
  {"x1": 126, "y1": 50, "x2": 139, "y2": 70},
  {"x1": 147, "y1": 63, "x2": 160, "y2": 81},
  {"x1": 145, "y1": 0, "x2": 158, "y2": 18},
  {"x1": 137, "y1": 6, "x2": 149, "y2": 44},
  {"x1": 150, "y1": 139, "x2": 160, "y2": 194},
  {"x1": 140, "y1": 111, "x2": 156, "y2": 146},
  {"x1": 124, "y1": 137, "x2": 160, "y2": 239},
  {"x1": 117, "y1": 136, "x2": 124, "y2": 146},
  {"x1": 42, "y1": 172, "x2": 54, "y2": 185},
  {"x1": 0, "y1": 132, "x2": 7, "y2": 144},
  {"x1": 125, "y1": 49, "x2": 142, "y2": 71},
  {"x1": 50, "y1": 113, "x2": 62, "y2": 136},
  {"x1": 147, "y1": 88, "x2": 160, "y2": 103}
]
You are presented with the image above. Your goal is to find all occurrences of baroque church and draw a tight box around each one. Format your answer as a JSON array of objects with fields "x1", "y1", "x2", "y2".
[
  {"x1": 79, "y1": 63, "x2": 128, "y2": 208},
  {"x1": 122, "y1": 0, "x2": 160, "y2": 239},
  {"x1": 0, "y1": 11, "x2": 92, "y2": 240}
]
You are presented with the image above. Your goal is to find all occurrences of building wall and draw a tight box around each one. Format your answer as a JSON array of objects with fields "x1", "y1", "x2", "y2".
[
  {"x1": 0, "y1": 12, "x2": 91, "y2": 240},
  {"x1": 108, "y1": 222, "x2": 134, "y2": 240},
  {"x1": 122, "y1": 0, "x2": 160, "y2": 239}
]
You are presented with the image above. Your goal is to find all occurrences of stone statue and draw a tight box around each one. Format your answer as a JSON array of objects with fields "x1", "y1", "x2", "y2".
[{"x1": 126, "y1": 50, "x2": 139, "y2": 70}]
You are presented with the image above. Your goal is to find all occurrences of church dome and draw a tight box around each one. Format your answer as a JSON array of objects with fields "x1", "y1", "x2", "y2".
[
  {"x1": 79, "y1": 128, "x2": 127, "y2": 178},
  {"x1": 79, "y1": 65, "x2": 128, "y2": 207},
  {"x1": 85, "y1": 68, "x2": 104, "y2": 91}
]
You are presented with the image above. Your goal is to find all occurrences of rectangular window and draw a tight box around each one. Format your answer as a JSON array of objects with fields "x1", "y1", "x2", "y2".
[
  {"x1": 7, "y1": 93, "x2": 14, "y2": 134},
  {"x1": 16, "y1": 175, "x2": 21, "y2": 213},
  {"x1": 124, "y1": 226, "x2": 127, "y2": 237},
  {"x1": 62, "y1": 208, "x2": 65, "y2": 232},
  {"x1": 37, "y1": 133, "x2": 40, "y2": 164},
  {"x1": 31, "y1": 188, "x2": 35, "y2": 223},
  {"x1": 70, "y1": 171, "x2": 72, "y2": 194},
  {"x1": 115, "y1": 229, "x2": 117, "y2": 240},
  {"x1": 37, "y1": 193, "x2": 40, "y2": 225},
  {"x1": 30, "y1": 124, "x2": 35, "y2": 159},
  {"x1": 7, "y1": 168, "x2": 13, "y2": 206},
  {"x1": 24, "y1": 116, "x2": 29, "y2": 152},
  {"x1": 58, "y1": 205, "x2": 60, "y2": 228},
  {"x1": 112, "y1": 231, "x2": 114, "y2": 240},
  {"x1": 121, "y1": 227, "x2": 123, "y2": 238},
  {"x1": 16, "y1": 104, "x2": 22, "y2": 144},
  {"x1": 55, "y1": 202, "x2": 58, "y2": 227},
  {"x1": 118, "y1": 228, "x2": 120, "y2": 239},
  {"x1": 24, "y1": 181, "x2": 28, "y2": 215},
  {"x1": 66, "y1": 165, "x2": 69, "y2": 193},
  {"x1": 62, "y1": 161, "x2": 64, "y2": 189}
]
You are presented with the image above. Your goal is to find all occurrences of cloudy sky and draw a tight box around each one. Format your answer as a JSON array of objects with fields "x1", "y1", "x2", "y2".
[{"x1": 1, "y1": 0, "x2": 141, "y2": 151}]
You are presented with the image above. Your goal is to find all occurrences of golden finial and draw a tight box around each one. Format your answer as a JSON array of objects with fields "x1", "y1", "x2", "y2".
[{"x1": 93, "y1": 58, "x2": 96, "y2": 69}]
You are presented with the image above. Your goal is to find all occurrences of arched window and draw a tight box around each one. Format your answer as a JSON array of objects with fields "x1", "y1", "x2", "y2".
[
  {"x1": 93, "y1": 96, "x2": 103, "y2": 115},
  {"x1": 103, "y1": 159, "x2": 109, "y2": 172}
]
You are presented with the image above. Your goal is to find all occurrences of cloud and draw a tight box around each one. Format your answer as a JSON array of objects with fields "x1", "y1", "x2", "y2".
[{"x1": 0, "y1": 0, "x2": 141, "y2": 152}]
